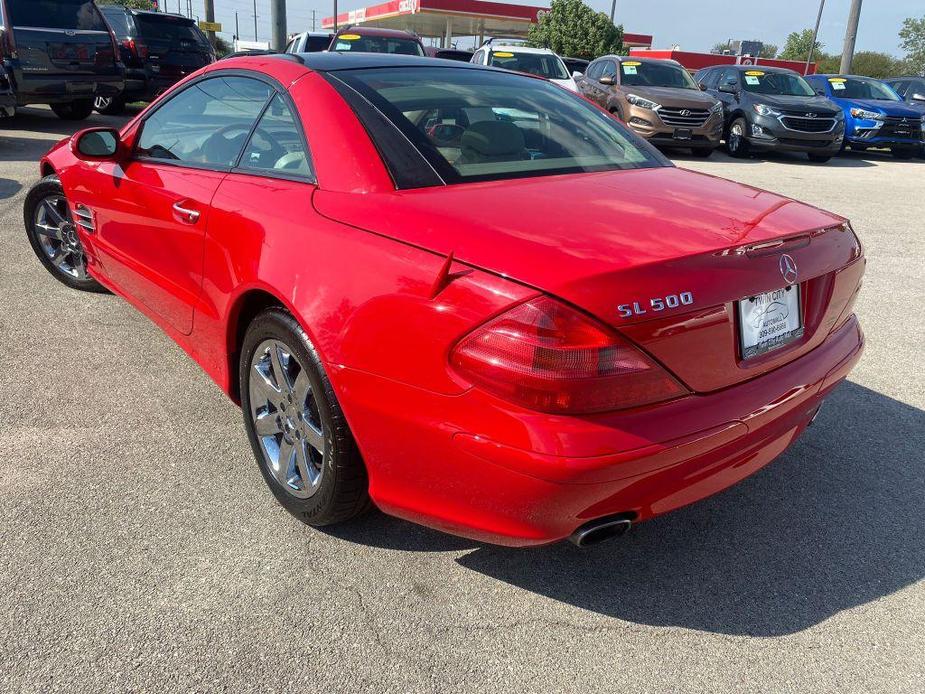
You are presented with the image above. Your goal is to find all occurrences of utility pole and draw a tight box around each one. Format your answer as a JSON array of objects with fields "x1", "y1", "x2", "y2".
[
  {"x1": 235, "y1": 12, "x2": 240, "y2": 42},
  {"x1": 609, "y1": 0, "x2": 616, "y2": 24},
  {"x1": 805, "y1": 0, "x2": 826, "y2": 75},
  {"x1": 333, "y1": 1, "x2": 338, "y2": 31},
  {"x1": 840, "y1": 0, "x2": 863, "y2": 74},
  {"x1": 270, "y1": 0, "x2": 287, "y2": 52},
  {"x1": 312, "y1": 10, "x2": 316, "y2": 32},
  {"x1": 253, "y1": 0, "x2": 258, "y2": 41},
  {"x1": 204, "y1": 0, "x2": 216, "y2": 41}
]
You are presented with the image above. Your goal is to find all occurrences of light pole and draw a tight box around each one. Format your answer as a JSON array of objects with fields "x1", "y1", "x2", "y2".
[
  {"x1": 805, "y1": 0, "x2": 826, "y2": 75},
  {"x1": 203, "y1": 0, "x2": 216, "y2": 41},
  {"x1": 270, "y1": 0, "x2": 286, "y2": 52},
  {"x1": 840, "y1": 0, "x2": 863, "y2": 74},
  {"x1": 609, "y1": 0, "x2": 616, "y2": 24}
]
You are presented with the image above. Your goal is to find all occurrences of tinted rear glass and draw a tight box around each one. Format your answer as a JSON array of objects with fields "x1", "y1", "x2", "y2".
[
  {"x1": 338, "y1": 67, "x2": 669, "y2": 185},
  {"x1": 331, "y1": 35, "x2": 424, "y2": 56},
  {"x1": 136, "y1": 15, "x2": 210, "y2": 48},
  {"x1": 305, "y1": 35, "x2": 331, "y2": 51},
  {"x1": 489, "y1": 51, "x2": 568, "y2": 80},
  {"x1": 8, "y1": 0, "x2": 108, "y2": 31},
  {"x1": 100, "y1": 8, "x2": 134, "y2": 37}
]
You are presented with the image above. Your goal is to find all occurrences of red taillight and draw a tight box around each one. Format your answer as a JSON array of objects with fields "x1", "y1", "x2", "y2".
[
  {"x1": 121, "y1": 38, "x2": 148, "y2": 59},
  {"x1": 450, "y1": 296, "x2": 688, "y2": 414}
]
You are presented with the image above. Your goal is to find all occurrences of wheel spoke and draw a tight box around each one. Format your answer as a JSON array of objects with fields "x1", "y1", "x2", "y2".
[
  {"x1": 295, "y1": 442, "x2": 320, "y2": 490},
  {"x1": 71, "y1": 254, "x2": 88, "y2": 280},
  {"x1": 270, "y1": 342, "x2": 293, "y2": 394},
  {"x1": 250, "y1": 362, "x2": 281, "y2": 404},
  {"x1": 43, "y1": 199, "x2": 67, "y2": 226},
  {"x1": 34, "y1": 221, "x2": 62, "y2": 240},
  {"x1": 276, "y1": 439, "x2": 294, "y2": 485},
  {"x1": 303, "y1": 422, "x2": 324, "y2": 456},
  {"x1": 293, "y1": 369, "x2": 312, "y2": 404},
  {"x1": 254, "y1": 412, "x2": 281, "y2": 437}
]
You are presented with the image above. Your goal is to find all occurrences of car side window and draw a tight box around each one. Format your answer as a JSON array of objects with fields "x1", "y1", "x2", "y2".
[
  {"x1": 719, "y1": 68, "x2": 739, "y2": 88},
  {"x1": 238, "y1": 93, "x2": 313, "y2": 179},
  {"x1": 585, "y1": 61, "x2": 603, "y2": 80},
  {"x1": 136, "y1": 75, "x2": 274, "y2": 168},
  {"x1": 891, "y1": 80, "x2": 908, "y2": 96},
  {"x1": 700, "y1": 69, "x2": 719, "y2": 89},
  {"x1": 601, "y1": 61, "x2": 618, "y2": 82},
  {"x1": 472, "y1": 50, "x2": 485, "y2": 65}
]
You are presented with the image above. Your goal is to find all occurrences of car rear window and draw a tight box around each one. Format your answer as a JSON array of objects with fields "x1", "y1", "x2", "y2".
[
  {"x1": 335, "y1": 66, "x2": 669, "y2": 185},
  {"x1": 136, "y1": 15, "x2": 210, "y2": 48},
  {"x1": 100, "y1": 8, "x2": 134, "y2": 37},
  {"x1": 331, "y1": 35, "x2": 424, "y2": 56},
  {"x1": 305, "y1": 35, "x2": 331, "y2": 52},
  {"x1": 7, "y1": 0, "x2": 108, "y2": 31},
  {"x1": 488, "y1": 51, "x2": 568, "y2": 80}
]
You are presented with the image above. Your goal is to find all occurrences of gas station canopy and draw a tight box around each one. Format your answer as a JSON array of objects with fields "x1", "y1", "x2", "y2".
[{"x1": 321, "y1": 0, "x2": 652, "y2": 48}]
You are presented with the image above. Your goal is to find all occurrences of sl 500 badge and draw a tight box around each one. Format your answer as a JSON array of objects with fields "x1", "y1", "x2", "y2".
[{"x1": 618, "y1": 292, "x2": 694, "y2": 318}]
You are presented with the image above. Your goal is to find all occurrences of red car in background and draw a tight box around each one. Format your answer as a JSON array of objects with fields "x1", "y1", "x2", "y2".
[{"x1": 25, "y1": 54, "x2": 864, "y2": 547}]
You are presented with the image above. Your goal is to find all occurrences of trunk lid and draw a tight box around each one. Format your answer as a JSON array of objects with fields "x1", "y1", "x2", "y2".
[
  {"x1": 134, "y1": 14, "x2": 212, "y2": 78},
  {"x1": 314, "y1": 167, "x2": 862, "y2": 392}
]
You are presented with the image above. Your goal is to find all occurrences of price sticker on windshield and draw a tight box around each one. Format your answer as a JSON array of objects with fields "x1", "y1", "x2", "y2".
[
  {"x1": 829, "y1": 77, "x2": 847, "y2": 91},
  {"x1": 493, "y1": 51, "x2": 514, "y2": 58},
  {"x1": 745, "y1": 71, "x2": 765, "y2": 76},
  {"x1": 623, "y1": 61, "x2": 640, "y2": 75},
  {"x1": 339, "y1": 34, "x2": 361, "y2": 40},
  {"x1": 745, "y1": 75, "x2": 761, "y2": 85}
]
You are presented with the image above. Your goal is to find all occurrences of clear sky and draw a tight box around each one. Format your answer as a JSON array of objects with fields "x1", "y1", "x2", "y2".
[{"x1": 182, "y1": 0, "x2": 920, "y2": 57}]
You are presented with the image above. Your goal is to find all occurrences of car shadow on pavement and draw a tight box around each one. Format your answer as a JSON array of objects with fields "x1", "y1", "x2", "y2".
[
  {"x1": 455, "y1": 381, "x2": 925, "y2": 636},
  {"x1": 0, "y1": 107, "x2": 135, "y2": 164},
  {"x1": 0, "y1": 177, "x2": 22, "y2": 199}
]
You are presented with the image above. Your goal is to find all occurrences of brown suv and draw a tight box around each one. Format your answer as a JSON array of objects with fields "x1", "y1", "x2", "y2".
[{"x1": 577, "y1": 55, "x2": 724, "y2": 157}]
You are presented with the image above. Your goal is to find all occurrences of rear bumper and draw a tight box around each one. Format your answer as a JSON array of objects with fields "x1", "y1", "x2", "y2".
[
  {"x1": 337, "y1": 316, "x2": 864, "y2": 546},
  {"x1": 12, "y1": 74, "x2": 124, "y2": 105}
]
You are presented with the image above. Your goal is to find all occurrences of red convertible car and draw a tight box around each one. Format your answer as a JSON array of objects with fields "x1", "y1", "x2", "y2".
[{"x1": 25, "y1": 54, "x2": 864, "y2": 547}]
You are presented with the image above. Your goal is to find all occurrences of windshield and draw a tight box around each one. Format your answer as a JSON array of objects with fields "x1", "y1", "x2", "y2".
[
  {"x1": 489, "y1": 51, "x2": 569, "y2": 80},
  {"x1": 331, "y1": 34, "x2": 424, "y2": 56},
  {"x1": 619, "y1": 61, "x2": 698, "y2": 89},
  {"x1": 742, "y1": 71, "x2": 815, "y2": 97},
  {"x1": 338, "y1": 67, "x2": 669, "y2": 184},
  {"x1": 7, "y1": 0, "x2": 108, "y2": 31},
  {"x1": 828, "y1": 77, "x2": 900, "y2": 101}
]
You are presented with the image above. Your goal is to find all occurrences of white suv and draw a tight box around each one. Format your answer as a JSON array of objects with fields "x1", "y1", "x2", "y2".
[{"x1": 471, "y1": 44, "x2": 578, "y2": 93}]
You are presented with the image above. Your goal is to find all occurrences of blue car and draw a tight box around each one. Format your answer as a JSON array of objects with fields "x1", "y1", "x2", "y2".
[{"x1": 805, "y1": 74, "x2": 925, "y2": 159}]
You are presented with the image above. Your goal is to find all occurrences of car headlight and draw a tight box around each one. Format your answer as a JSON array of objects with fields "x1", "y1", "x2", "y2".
[
  {"x1": 850, "y1": 108, "x2": 884, "y2": 121},
  {"x1": 626, "y1": 94, "x2": 660, "y2": 110},
  {"x1": 710, "y1": 101, "x2": 723, "y2": 114},
  {"x1": 752, "y1": 104, "x2": 781, "y2": 117}
]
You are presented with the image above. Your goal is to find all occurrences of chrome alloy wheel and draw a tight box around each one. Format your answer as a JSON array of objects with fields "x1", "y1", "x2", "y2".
[
  {"x1": 248, "y1": 339, "x2": 325, "y2": 499},
  {"x1": 94, "y1": 96, "x2": 113, "y2": 111},
  {"x1": 729, "y1": 120, "x2": 746, "y2": 153},
  {"x1": 33, "y1": 194, "x2": 88, "y2": 280}
]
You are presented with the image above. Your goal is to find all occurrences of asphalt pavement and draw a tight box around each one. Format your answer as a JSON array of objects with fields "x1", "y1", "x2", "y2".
[{"x1": 1, "y1": 107, "x2": 922, "y2": 693}]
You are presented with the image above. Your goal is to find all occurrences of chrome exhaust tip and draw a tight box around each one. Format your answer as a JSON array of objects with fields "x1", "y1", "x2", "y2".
[{"x1": 568, "y1": 517, "x2": 633, "y2": 548}]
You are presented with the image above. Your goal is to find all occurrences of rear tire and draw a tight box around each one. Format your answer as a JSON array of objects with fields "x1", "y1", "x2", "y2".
[
  {"x1": 891, "y1": 146, "x2": 916, "y2": 160},
  {"x1": 240, "y1": 308, "x2": 371, "y2": 527},
  {"x1": 807, "y1": 154, "x2": 832, "y2": 163},
  {"x1": 726, "y1": 117, "x2": 751, "y2": 158},
  {"x1": 23, "y1": 175, "x2": 106, "y2": 293},
  {"x1": 94, "y1": 96, "x2": 125, "y2": 115},
  {"x1": 50, "y1": 99, "x2": 94, "y2": 121}
]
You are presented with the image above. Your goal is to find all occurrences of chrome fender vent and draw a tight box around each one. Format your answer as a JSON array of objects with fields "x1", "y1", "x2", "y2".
[{"x1": 74, "y1": 204, "x2": 95, "y2": 233}]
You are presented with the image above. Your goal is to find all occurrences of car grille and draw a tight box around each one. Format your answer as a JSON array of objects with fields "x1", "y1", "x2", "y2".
[
  {"x1": 880, "y1": 116, "x2": 921, "y2": 138},
  {"x1": 657, "y1": 107, "x2": 711, "y2": 127},
  {"x1": 779, "y1": 138, "x2": 832, "y2": 148},
  {"x1": 780, "y1": 114, "x2": 837, "y2": 132}
]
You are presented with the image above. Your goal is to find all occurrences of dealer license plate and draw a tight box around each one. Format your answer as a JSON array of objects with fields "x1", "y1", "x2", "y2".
[
  {"x1": 673, "y1": 128, "x2": 692, "y2": 140},
  {"x1": 738, "y1": 285, "x2": 803, "y2": 359}
]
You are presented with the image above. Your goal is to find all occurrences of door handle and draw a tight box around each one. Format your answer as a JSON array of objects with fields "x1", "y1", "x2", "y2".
[{"x1": 172, "y1": 201, "x2": 201, "y2": 224}]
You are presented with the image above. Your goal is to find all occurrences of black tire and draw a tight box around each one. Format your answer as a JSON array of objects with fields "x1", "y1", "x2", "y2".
[
  {"x1": 50, "y1": 99, "x2": 94, "y2": 121},
  {"x1": 726, "y1": 117, "x2": 751, "y2": 158},
  {"x1": 891, "y1": 146, "x2": 916, "y2": 160},
  {"x1": 609, "y1": 106, "x2": 624, "y2": 121},
  {"x1": 808, "y1": 154, "x2": 832, "y2": 163},
  {"x1": 690, "y1": 147, "x2": 714, "y2": 158},
  {"x1": 240, "y1": 308, "x2": 371, "y2": 526},
  {"x1": 849, "y1": 143, "x2": 868, "y2": 152},
  {"x1": 23, "y1": 175, "x2": 107, "y2": 293},
  {"x1": 94, "y1": 95, "x2": 125, "y2": 115}
]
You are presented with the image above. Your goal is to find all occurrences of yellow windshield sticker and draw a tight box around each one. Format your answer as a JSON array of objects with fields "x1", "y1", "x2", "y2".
[
  {"x1": 339, "y1": 34, "x2": 361, "y2": 40},
  {"x1": 745, "y1": 70, "x2": 765, "y2": 76},
  {"x1": 493, "y1": 51, "x2": 514, "y2": 58},
  {"x1": 829, "y1": 77, "x2": 847, "y2": 82},
  {"x1": 623, "y1": 61, "x2": 641, "y2": 66}
]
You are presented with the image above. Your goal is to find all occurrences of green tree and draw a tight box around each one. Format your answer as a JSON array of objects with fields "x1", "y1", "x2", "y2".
[
  {"x1": 96, "y1": 0, "x2": 158, "y2": 9},
  {"x1": 899, "y1": 15, "x2": 925, "y2": 75},
  {"x1": 527, "y1": 0, "x2": 623, "y2": 61},
  {"x1": 779, "y1": 29, "x2": 823, "y2": 62},
  {"x1": 848, "y1": 51, "x2": 905, "y2": 78}
]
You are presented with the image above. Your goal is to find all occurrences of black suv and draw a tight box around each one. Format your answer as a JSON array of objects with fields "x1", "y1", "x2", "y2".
[
  {"x1": 97, "y1": 6, "x2": 214, "y2": 115},
  {"x1": 0, "y1": 0, "x2": 124, "y2": 120},
  {"x1": 696, "y1": 65, "x2": 844, "y2": 162}
]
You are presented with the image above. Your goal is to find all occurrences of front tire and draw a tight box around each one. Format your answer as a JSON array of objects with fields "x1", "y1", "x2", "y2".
[
  {"x1": 807, "y1": 154, "x2": 832, "y2": 163},
  {"x1": 94, "y1": 96, "x2": 125, "y2": 115},
  {"x1": 50, "y1": 99, "x2": 94, "y2": 121},
  {"x1": 690, "y1": 147, "x2": 714, "y2": 158},
  {"x1": 726, "y1": 117, "x2": 751, "y2": 158},
  {"x1": 240, "y1": 308, "x2": 370, "y2": 526},
  {"x1": 892, "y1": 146, "x2": 916, "y2": 160},
  {"x1": 23, "y1": 175, "x2": 106, "y2": 292}
]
